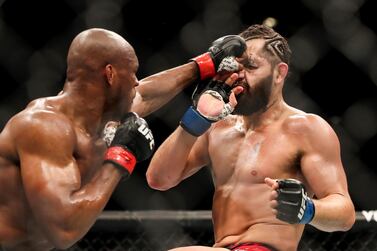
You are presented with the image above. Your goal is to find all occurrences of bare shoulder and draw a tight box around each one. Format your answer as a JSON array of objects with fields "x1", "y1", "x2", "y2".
[
  {"x1": 8, "y1": 103, "x2": 76, "y2": 153},
  {"x1": 208, "y1": 115, "x2": 240, "y2": 138},
  {"x1": 283, "y1": 108, "x2": 333, "y2": 133},
  {"x1": 282, "y1": 108, "x2": 339, "y2": 148},
  {"x1": 211, "y1": 115, "x2": 238, "y2": 130}
]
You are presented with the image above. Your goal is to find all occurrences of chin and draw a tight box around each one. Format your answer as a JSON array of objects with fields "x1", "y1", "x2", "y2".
[{"x1": 122, "y1": 102, "x2": 132, "y2": 113}]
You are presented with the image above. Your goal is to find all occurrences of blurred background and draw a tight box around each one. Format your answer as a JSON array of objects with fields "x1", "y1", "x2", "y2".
[{"x1": 0, "y1": 0, "x2": 376, "y2": 214}]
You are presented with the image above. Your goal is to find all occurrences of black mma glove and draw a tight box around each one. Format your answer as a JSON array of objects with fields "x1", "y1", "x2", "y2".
[
  {"x1": 180, "y1": 79, "x2": 234, "y2": 137},
  {"x1": 191, "y1": 78, "x2": 233, "y2": 106},
  {"x1": 276, "y1": 179, "x2": 315, "y2": 224},
  {"x1": 104, "y1": 112, "x2": 155, "y2": 178},
  {"x1": 191, "y1": 35, "x2": 246, "y2": 80}
]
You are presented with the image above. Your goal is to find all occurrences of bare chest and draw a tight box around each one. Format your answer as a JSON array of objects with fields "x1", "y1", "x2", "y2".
[
  {"x1": 209, "y1": 126, "x2": 300, "y2": 185},
  {"x1": 74, "y1": 131, "x2": 107, "y2": 178}
]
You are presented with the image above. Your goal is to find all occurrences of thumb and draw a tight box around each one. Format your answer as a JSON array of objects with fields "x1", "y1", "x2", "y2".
[
  {"x1": 232, "y1": 86, "x2": 244, "y2": 95},
  {"x1": 229, "y1": 86, "x2": 243, "y2": 107},
  {"x1": 265, "y1": 177, "x2": 279, "y2": 189},
  {"x1": 224, "y1": 73, "x2": 239, "y2": 86}
]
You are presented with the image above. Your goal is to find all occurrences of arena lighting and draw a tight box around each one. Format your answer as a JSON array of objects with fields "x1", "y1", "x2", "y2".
[{"x1": 263, "y1": 17, "x2": 278, "y2": 28}]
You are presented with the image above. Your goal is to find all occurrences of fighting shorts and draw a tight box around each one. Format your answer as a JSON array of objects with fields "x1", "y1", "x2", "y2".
[{"x1": 227, "y1": 242, "x2": 277, "y2": 251}]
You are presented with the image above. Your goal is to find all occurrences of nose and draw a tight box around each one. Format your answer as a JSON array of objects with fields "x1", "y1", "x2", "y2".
[
  {"x1": 135, "y1": 79, "x2": 139, "y2": 87},
  {"x1": 237, "y1": 69, "x2": 245, "y2": 79}
]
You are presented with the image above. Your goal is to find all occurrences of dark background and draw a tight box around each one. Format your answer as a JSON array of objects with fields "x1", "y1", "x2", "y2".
[{"x1": 0, "y1": 0, "x2": 376, "y2": 211}]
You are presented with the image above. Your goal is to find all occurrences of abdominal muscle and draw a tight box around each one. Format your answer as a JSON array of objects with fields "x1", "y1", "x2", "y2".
[{"x1": 211, "y1": 182, "x2": 304, "y2": 251}]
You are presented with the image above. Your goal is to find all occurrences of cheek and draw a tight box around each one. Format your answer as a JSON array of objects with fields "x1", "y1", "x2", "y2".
[
  {"x1": 122, "y1": 79, "x2": 133, "y2": 97},
  {"x1": 118, "y1": 84, "x2": 132, "y2": 104},
  {"x1": 244, "y1": 72, "x2": 260, "y2": 88},
  {"x1": 130, "y1": 87, "x2": 136, "y2": 100}
]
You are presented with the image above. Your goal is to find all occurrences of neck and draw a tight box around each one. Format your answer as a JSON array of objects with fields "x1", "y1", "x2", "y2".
[
  {"x1": 58, "y1": 81, "x2": 110, "y2": 137},
  {"x1": 242, "y1": 95, "x2": 286, "y2": 130}
]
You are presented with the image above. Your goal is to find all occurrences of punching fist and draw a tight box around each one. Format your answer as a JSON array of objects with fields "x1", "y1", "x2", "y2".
[
  {"x1": 265, "y1": 178, "x2": 315, "y2": 224},
  {"x1": 104, "y1": 113, "x2": 155, "y2": 178},
  {"x1": 180, "y1": 73, "x2": 243, "y2": 137},
  {"x1": 192, "y1": 35, "x2": 246, "y2": 80}
]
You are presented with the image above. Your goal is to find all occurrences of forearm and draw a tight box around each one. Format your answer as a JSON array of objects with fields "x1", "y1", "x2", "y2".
[
  {"x1": 45, "y1": 164, "x2": 122, "y2": 248},
  {"x1": 147, "y1": 126, "x2": 197, "y2": 190},
  {"x1": 69, "y1": 163, "x2": 122, "y2": 222},
  {"x1": 132, "y1": 62, "x2": 198, "y2": 117},
  {"x1": 310, "y1": 194, "x2": 355, "y2": 232}
]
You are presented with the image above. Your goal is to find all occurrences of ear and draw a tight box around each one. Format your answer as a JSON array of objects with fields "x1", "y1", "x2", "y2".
[
  {"x1": 105, "y1": 64, "x2": 115, "y2": 86},
  {"x1": 275, "y1": 62, "x2": 288, "y2": 85}
]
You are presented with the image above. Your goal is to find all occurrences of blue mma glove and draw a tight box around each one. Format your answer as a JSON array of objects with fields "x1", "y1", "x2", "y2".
[{"x1": 276, "y1": 179, "x2": 315, "y2": 224}]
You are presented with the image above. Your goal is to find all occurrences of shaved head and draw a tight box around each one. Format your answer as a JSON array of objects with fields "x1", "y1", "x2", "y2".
[
  {"x1": 66, "y1": 28, "x2": 136, "y2": 81},
  {"x1": 63, "y1": 28, "x2": 140, "y2": 119}
]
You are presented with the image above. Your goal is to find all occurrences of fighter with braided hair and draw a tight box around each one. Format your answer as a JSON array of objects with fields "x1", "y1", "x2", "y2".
[{"x1": 147, "y1": 24, "x2": 355, "y2": 251}]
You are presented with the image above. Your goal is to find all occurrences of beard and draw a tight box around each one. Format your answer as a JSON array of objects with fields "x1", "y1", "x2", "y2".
[{"x1": 233, "y1": 74, "x2": 273, "y2": 116}]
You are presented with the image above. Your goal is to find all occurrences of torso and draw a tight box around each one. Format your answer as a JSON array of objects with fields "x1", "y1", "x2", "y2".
[
  {"x1": 209, "y1": 107, "x2": 310, "y2": 251},
  {"x1": 0, "y1": 97, "x2": 106, "y2": 251}
]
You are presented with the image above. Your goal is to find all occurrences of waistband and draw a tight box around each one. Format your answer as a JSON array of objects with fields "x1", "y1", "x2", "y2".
[{"x1": 227, "y1": 242, "x2": 278, "y2": 251}]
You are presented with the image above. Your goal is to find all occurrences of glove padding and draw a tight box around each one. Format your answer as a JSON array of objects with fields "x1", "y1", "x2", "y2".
[
  {"x1": 192, "y1": 79, "x2": 232, "y2": 106},
  {"x1": 276, "y1": 179, "x2": 315, "y2": 224},
  {"x1": 192, "y1": 35, "x2": 246, "y2": 80},
  {"x1": 193, "y1": 79, "x2": 234, "y2": 121},
  {"x1": 180, "y1": 79, "x2": 234, "y2": 136},
  {"x1": 104, "y1": 112, "x2": 155, "y2": 178},
  {"x1": 209, "y1": 35, "x2": 246, "y2": 69},
  {"x1": 102, "y1": 121, "x2": 120, "y2": 147}
]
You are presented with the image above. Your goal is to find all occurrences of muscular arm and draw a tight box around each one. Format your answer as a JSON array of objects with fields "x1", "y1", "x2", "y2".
[
  {"x1": 300, "y1": 115, "x2": 355, "y2": 232},
  {"x1": 146, "y1": 73, "x2": 241, "y2": 190},
  {"x1": 146, "y1": 126, "x2": 210, "y2": 191},
  {"x1": 132, "y1": 34, "x2": 247, "y2": 117},
  {"x1": 13, "y1": 112, "x2": 123, "y2": 249},
  {"x1": 131, "y1": 63, "x2": 198, "y2": 117}
]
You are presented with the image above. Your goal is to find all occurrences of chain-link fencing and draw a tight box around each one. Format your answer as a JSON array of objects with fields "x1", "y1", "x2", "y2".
[{"x1": 58, "y1": 210, "x2": 377, "y2": 251}]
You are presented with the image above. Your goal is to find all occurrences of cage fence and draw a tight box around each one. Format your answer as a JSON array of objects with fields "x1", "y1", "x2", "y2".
[{"x1": 58, "y1": 210, "x2": 377, "y2": 251}]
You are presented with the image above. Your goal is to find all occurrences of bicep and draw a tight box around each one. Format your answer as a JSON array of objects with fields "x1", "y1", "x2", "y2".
[
  {"x1": 20, "y1": 153, "x2": 80, "y2": 203},
  {"x1": 300, "y1": 120, "x2": 349, "y2": 199},
  {"x1": 130, "y1": 92, "x2": 145, "y2": 116},
  {"x1": 14, "y1": 116, "x2": 81, "y2": 218}
]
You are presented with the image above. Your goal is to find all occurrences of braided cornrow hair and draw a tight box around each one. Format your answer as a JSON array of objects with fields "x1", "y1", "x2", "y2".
[{"x1": 239, "y1": 24, "x2": 291, "y2": 66}]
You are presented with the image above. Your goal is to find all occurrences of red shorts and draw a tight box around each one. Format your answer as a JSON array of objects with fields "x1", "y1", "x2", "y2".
[{"x1": 227, "y1": 243, "x2": 276, "y2": 251}]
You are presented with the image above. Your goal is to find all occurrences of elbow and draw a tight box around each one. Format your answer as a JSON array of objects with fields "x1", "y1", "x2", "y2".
[
  {"x1": 335, "y1": 203, "x2": 356, "y2": 232},
  {"x1": 52, "y1": 241, "x2": 75, "y2": 250},
  {"x1": 49, "y1": 230, "x2": 81, "y2": 250},
  {"x1": 146, "y1": 170, "x2": 176, "y2": 191},
  {"x1": 341, "y1": 201, "x2": 356, "y2": 231},
  {"x1": 46, "y1": 220, "x2": 87, "y2": 250},
  {"x1": 342, "y1": 208, "x2": 356, "y2": 231},
  {"x1": 312, "y1": 198, "x2": 356, "y2": 232},
  {"x1": 337, "y1": 217, "x2": 355, "y2": 232}
]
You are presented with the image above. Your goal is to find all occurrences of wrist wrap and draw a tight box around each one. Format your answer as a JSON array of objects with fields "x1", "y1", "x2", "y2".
[
  {"x1": 104, "y1": 146, "x2": 137, "y2": 175},
  {"x1": 299, "y1": 198, "x2": 315, "y2": 224},
  {"x1": 191, "y1": 53, "x2": 215, "y2": 80},
  {"x1": 180, "y1": 106, "x2": 212, "y2": 137}
]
